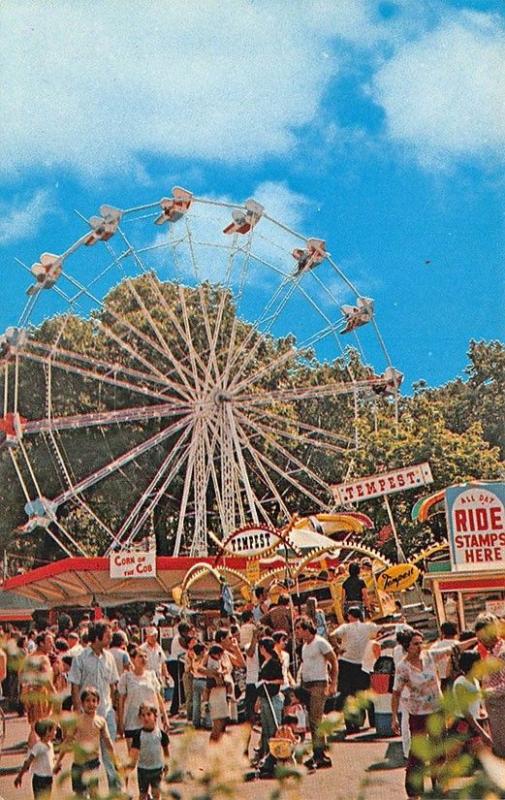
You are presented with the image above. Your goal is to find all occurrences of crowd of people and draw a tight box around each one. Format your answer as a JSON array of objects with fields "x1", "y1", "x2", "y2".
[{"x1": 0, "y1": 573, "x2": 504, "y2": 799}]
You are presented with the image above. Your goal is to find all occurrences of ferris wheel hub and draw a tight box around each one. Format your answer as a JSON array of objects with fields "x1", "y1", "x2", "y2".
[{"x1": 213, "y1": 389, "x2": 233, "y2": 405}]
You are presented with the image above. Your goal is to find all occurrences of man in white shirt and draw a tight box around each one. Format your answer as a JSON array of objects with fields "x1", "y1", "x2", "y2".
[
  {"x1": 334, "y1": 607, "x2": 392, "y2": 734},
  {"x1": 244, "y1": 628, "x2": 260, "y2": 724},
  {"x1": 239, "y1": 610, "x2": 256, "y2": 649},
  {"x1": 166, "y1": 622, "x2": 189, "y2": 716},
  {"x1": 66, "y1": 631, "x2": 83, "y2": 657},
  {"x1": 430, "y1": 621, "x2": 459, "y2": 690},
  {"x1": 295, "y1": 617, "x2": 337, "y2": 770},
  {"x1": 140, "y1": 627, "x2": 168, "y2": 684},
  {"x1": 68, "y1": 622, "x2": 121, "y2": 792}
]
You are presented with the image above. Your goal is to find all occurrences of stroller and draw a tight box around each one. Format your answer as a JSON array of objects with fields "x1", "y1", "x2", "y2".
[{"x1": 256, "y1": 683, "x2": 297, "y2": 779}]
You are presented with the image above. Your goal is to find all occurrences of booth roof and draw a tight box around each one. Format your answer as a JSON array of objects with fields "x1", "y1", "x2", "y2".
[
  {"x1": 0, "y1": 589, "x2": 45, "y2": 621},
  {"x1": 0, "y1": 556, "x2": 285, "y2": 608}
]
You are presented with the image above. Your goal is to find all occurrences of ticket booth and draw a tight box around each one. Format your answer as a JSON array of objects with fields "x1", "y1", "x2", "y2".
[
  {"x1": 423, "y1": 480, "x2": 505, "y2": 631},
  {"x1": 424, "y1": 565, "x2": 505, "y2": 631}
]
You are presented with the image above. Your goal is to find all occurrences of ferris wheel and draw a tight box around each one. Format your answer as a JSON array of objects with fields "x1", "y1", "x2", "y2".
[{"x1": 0, "y1": 188, "x2": 402, "y2": 558}]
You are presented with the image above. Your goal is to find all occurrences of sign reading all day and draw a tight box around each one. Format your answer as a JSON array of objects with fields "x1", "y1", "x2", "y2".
[
  {"x1": 446, "y1": 483, "x2": 505, "y2": 572},
  {"x1": 332, "y1": 463, "x2": 433, "y2": 505},
  {"x1": 110, "y1": 550, "x2": 157, "y2": 579}
]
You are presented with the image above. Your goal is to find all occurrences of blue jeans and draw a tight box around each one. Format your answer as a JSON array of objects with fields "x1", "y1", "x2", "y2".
[
  {"x1": 192, "y1": 678, "x2": 209, "y2": 728},
  {"x1": 259, "y1": 691, "x2": 284, "y2": 756},
  {"x1": 101, "y1": 707, "x2": 121, "y2": 790}
]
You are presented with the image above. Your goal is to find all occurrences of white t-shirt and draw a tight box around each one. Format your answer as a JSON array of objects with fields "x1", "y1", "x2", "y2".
[
  {"x1": 301, "y1": 635, "x2": 333, "y2": 682},
  {"x1": 393, "y1": 644, "x2": 410, "y2": 703},
  {"x1": 118, "y1": 670, "x2": 161, "y2": 731},
  {"x1": 335, "y1": 622, "x2": 378, "y2": 665},
  {"x1": 246, "y1": 646, "x2": 259, "y2": 684},
  {"x1": 393, "y1": 644, "x2": 404, "y2": 667},
  {"x1": 280, "y1": 650, "x2": 291, "y2": 686},
  {"x1": 140, "y1": 642, "x2": 165, "y2": 678},
  {"x1": 430, "y1": 638, "x2": 458, "y2": 680},
  {"x1": 30, "y1": 741, "x2": 54, "y2": 777},
  {"x1": 361, "y1": 639, "x2": 379, "y2": 674},
  {"x1": 239, "y1": 622, "x2": 256, "y2": 649},
  {"x1": 110, "y1": 647, "x2": 131, "y2": 677},
  {"x1": 168, "y1": 635, "x2": 186, "y2": 662},
  {"x1": 453, "y1": 675, "x2": 481, "y2": 721}
]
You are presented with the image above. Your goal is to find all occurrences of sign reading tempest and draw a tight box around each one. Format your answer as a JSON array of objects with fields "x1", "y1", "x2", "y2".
[
  {"x1": 221, "y1": 525, "x2": 283, "y2": 557},
  {"x1": 376, "y1": 563, "x2": 420, "y2": 593},
  {"x1": 446, "y1": 483, "x2": 505, "y2": 572},
  {"x1": 332, "y1": 463, "x2": 433, "y2": 505},
  {"x1": 110, "y1": 550, "x2": 156, "y2": 579}
]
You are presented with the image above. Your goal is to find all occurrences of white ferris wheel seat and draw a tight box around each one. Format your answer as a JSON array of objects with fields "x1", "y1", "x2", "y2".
[
  {"x1": 340, "y1": 296, "x2": 375, "y2": 334},
  {"x1": 292, "y1": 238, "x2": 327, "y2": 274},
  {"x1": 223, "y1": 198, "x2": 264, "y2": 235},
  {"x1": 155, "y1": 187, "x2": 193, "y2": 225},
  {"x1": 84, "y1": 207, "x2": 122, "y2": 245}
]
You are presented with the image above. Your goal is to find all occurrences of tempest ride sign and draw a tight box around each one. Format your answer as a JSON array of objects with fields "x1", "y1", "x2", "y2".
[
  {"x1": 110, "y1": 550, "x2": 157, "y2": 579},
  {"x1": 446, "y1": 483, "x2": 505, "y2": 572},
  {"x1": 332, "y1": 463, "x2": 433, "y2": 505}
]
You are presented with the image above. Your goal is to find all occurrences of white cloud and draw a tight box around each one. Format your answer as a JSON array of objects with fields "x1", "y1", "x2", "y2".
[
  {"x1": 145, "y1": 181, "x2": 310, "y2": 286},
  {"x1": 371, "y1": 12, "x2": 505, "y2": 165},
  {"x1": 0, "y1": 189, "x2": 53, "y2": 245},
  {"x1": 0, "y1": 0, "x2": 378, "y2": 177}
]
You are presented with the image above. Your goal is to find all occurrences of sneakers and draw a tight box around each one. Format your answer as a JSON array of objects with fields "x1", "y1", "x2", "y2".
[{"x1": 304, "y1": 755, "x2": 332, "y2": 771}]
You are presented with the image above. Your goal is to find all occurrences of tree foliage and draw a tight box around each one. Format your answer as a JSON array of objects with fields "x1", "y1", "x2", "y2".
[{"x1": 0, "y1": 275, "x2": 503, "y2": 569}]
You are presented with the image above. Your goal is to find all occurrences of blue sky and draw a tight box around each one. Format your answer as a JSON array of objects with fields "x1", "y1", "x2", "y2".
[{"x1": 0, "y1": 0, "x2": 503, "y2": 392}]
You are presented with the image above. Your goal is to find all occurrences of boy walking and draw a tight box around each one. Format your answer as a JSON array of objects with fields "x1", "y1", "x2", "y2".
[
  {"x1": 15, "y1": 718, "x2": 56, "y2": 800},
  {"x1": 54, "y1": 687, "x2": 119, "y2": 799},
  {"x1": 129, "y1": 703, "x2": 170, "y2": 800}
]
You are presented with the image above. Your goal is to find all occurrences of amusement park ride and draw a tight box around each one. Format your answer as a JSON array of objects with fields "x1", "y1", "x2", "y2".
[
  {"x1": 2, "y1": 188, "x2": 502, "y2": 625},
  {"x1": 0, "y1": 186, "x2": 405, "y2": 570}
]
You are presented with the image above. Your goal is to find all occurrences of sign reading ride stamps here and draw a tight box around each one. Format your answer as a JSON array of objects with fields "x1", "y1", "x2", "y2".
[
  {"x1": 331, "y1": 462, "x2": 433, "y2": 505},
  {"x1": 446, "y1": 483, "x2": 505, "y2": 572}
]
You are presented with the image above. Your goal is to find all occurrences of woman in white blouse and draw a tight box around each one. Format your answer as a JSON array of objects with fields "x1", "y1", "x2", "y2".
[
  {"x1": 117, "y1": 647, "x2": 169, "y2": 753},
  {"x1": 391, "y1": 628, "x2": 476, "y2": 799}
]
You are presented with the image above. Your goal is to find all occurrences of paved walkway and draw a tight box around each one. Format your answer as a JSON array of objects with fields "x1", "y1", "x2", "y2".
[{"x1": 0, "y1": 712, "x2": 406, "y2": 800}]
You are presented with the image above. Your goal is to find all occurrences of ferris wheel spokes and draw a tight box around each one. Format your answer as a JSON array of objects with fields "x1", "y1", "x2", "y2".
[
  {"x1": 110, "y1": 230, "x2": 199, "y2": 393},
  {"x1": 234, "y1": 410, "x2": 326, "y2": 509},
  {"x1": 244, "y1": 413, "x2": 346, "y2": 456},
  {"x1": 51, "y1": 413, "x2": 193, "y2": 509},
  {"x1": 23, "y1": 349, "x2": 173, "y2": 404},
  {"x1": 226, "y1": 403, "x2": 260, "y2": 527},
  {"x1": 27, "y1": 340, "x2": 179, "y2": 395},
  {"x1": 236, "y1": 409, "x2": 332, "y2": 495},
  {"x1": 249, "y1": 407, "x2": 353, "y2": 446},
  {"x1": 111, "y1": 423, "x2": 196, "y2": 554},
  {"x1": 232, "y1": 414, "x2": 291, "y2": 520},
  {"x1": 23, "y1": 402, "x2": 188, "y2": 435}
]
